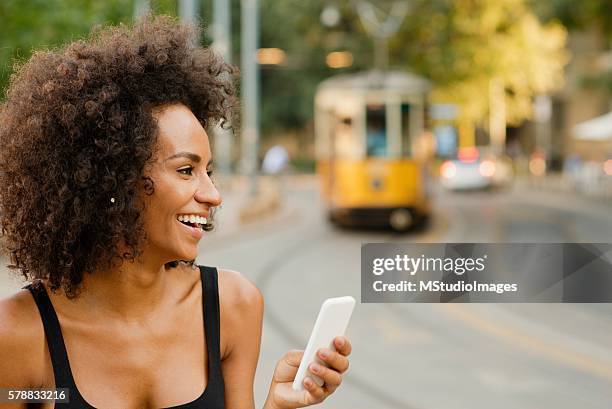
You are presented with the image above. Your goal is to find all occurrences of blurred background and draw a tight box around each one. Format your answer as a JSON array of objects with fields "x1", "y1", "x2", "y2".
[{"x1": 1, "y1": 1, "x2": 612, "y2": 408}]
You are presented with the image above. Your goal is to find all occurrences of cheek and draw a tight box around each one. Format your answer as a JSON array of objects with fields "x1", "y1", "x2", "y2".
[
  {"x1": 139, "y1": 169, "x2": 198, "y2": 233},
  {"x1": 140, "y1": 190, "x2": 175, "y2": 235}
]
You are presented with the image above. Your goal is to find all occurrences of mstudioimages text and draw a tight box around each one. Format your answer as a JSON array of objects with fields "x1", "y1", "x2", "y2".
[
  {"x1": 372, "y1": 254, "x2": 487, "y2": 276},
  {"x1": 373, "y1": 280, "x2": 519, "y2": 294}
]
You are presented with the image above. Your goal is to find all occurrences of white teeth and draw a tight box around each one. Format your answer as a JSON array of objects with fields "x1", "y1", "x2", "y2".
[{"x1": 177, "y1": 214, "x2": 208, "y2": 225}]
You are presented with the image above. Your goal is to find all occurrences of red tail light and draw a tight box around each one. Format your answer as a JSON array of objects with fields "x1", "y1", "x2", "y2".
[{"x1": 458, "y1": 147, "x2": 479, "y2": 163}]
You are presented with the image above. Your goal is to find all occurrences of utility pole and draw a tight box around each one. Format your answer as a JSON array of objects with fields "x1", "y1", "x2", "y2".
[
  {"x1": 213, "y1": 0, "x2": 232, "y2": 60},
  {"x1": 241, "y1": 0, "x2": 260, "y2": 195},
  {"x1": 534, "y1": 94, "x2": 552, "y2": 166},
  {"x1": 212, "y1": 0, "x2": 234, "y2": 176},
  {"x1": 133, "y1": 0, "x2": 150, "y2": 19},
  {"x1": 178, "y1": 0, "x2": 199, "y2": 25},
  {"x1": 489, "y1": 78, "x2": 506, "y2": 156},
  {"x1": 177, "y1": 0, "x2": 200, "y2": 52}
]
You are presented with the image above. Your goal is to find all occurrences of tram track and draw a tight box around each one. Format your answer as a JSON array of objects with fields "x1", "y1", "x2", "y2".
[
  {"x1": 211, "y1": 184, "x2": 502, "y2": 408},
  {"x1": 255, "y1": 224, "x2": 424, "y2": 409},
  {"x1": 247, "y1": 183, "x2": 612, "y2": 408},
  {"x1": 251, "y1": 196, "x2": 452, "y2": 408}
]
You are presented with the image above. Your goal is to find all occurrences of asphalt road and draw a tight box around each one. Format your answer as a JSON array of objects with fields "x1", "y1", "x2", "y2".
[
  {"x1": 198, "y1": 177, "x2": 612, "y2": 409},
  {"x1": 1, "y1": 176, "x2": 611, "y2": 409}
]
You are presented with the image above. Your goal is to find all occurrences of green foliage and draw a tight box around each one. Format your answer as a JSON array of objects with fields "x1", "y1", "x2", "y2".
[
  {"x1": 252, "y1": 0, "x2": 569, "y2": 129},
  {"x1": 0, "y1": 0, "x2": 570, "y2": 131},
  {"x1": 256, "y1": 0, "x2": 370, "y2": 133},
  {"x1": 531, "y1": 0, "x2": 612, "y2": 41},
  {"x1": 531, "y1": 0, "x2": 612, "y2": 93},
  {"x1": 0, "y1": 0, "x2": 135, "y2": 98},
  {"x1": 394, "y1": 0, "x2": 568, "y2": 124}
]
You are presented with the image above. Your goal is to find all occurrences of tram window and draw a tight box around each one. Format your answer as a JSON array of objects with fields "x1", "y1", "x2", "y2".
[
  {"x1": 333, "y1": 115, "x2": 356, "y2": 158},
  {"x1": 366, "y1": 104, "x2": 387, "y2": 157},
  {"x1": 401, "y1": 103, "x2": 411, "y2": 156}
]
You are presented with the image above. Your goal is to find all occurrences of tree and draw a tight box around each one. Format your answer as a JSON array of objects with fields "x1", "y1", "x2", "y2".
[
  {"x1": 393, "y1": 0, "x2": 568, "y2": 125},
  {"x1": 531, "y1": 0, "x2": 612, "y2": 94},
  {"x1": 0, "y1": 0, "x2": 139, "y2": 98},
  {"x1": 1, "y1": 0, "x2": 570, "y2": 134},
  {"x1": 531, "y1": 0, "x2": 612, "y2": 42}
]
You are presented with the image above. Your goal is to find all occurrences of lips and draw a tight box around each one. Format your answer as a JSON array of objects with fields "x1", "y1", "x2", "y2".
[{"x1": 177, "y1": 219, "x2": 203, "y2": 239}]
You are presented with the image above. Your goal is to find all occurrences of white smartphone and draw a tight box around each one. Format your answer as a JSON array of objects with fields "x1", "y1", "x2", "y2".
[{"x1": 292, "y1": 296, "x2": 356, "y2": 391}]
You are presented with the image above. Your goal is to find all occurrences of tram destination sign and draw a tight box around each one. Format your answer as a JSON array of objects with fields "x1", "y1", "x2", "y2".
[{"x1": 361, "y1": 243, "x2": 612, "y2": 302}]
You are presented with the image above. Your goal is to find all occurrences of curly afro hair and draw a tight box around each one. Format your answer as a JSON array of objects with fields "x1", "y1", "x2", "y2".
[{"x1": 0, "y1": 15, "x2": 237, "y2": 298}]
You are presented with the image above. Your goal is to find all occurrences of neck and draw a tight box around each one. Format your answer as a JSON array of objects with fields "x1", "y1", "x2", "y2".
[{"x1": 77, "y1": 250, "x2": 176, "y2": 322}]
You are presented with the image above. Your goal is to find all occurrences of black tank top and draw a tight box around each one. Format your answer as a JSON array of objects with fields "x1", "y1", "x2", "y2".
[{"x1": 24, "y1": 265, "x2": 225, "y2": 409}]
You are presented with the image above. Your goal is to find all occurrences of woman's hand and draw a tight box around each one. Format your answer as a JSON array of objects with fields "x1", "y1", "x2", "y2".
[{"x1": 263, "y1": 336, "x2": 352, "y2": 409}]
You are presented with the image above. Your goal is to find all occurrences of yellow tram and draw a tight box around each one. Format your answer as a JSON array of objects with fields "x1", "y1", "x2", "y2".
[{"x1": 315, "y1": 70, "x2": 432, "y2": 230}]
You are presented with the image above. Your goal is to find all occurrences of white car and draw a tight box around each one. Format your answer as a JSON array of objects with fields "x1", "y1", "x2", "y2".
[
  {"x1": 439, "y1": 158, "x2": 494, "y2": 190},
  {"x1": 439, "y1": 147, "x2": 514, "y2": 191}
]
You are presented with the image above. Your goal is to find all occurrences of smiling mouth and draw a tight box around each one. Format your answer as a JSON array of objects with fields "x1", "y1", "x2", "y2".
[{"x1": 178, "y1": 219, "x2": 205, "y2": 230}]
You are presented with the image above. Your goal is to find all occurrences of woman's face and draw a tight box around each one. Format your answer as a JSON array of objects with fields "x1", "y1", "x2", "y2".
[{"x1": 140, "y1": 103, "x2": 221, "y2": 263}]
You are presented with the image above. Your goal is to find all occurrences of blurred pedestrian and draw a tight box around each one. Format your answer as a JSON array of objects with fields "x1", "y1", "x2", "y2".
[{"x1": 262, "y1": 144, "x2": 290, "y2": 199}]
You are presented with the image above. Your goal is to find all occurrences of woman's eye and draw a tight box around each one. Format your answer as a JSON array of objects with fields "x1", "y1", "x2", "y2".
[
  {"x1": 206, "y1": 169, "x2": 214, "y2": 177},
  {"x1": 178, "y1": 167, "x2": 193, "y2": 176}
]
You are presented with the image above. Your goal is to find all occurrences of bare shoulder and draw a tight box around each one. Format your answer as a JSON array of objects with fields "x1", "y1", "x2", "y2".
[
  {"x1": 216, "y1": 268, "x2": 263, "y2": 311},
  {"x1": 215, "y1": 268, "x2": 264, "y2": 359},
  {"x1": 0, "y1": 288, "x2": 47, "y2": 387}
]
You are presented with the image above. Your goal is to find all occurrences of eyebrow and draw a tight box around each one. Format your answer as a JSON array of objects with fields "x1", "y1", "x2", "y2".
[{"x1": 165, "y1": 151, "x2": 213, "y2": 166}]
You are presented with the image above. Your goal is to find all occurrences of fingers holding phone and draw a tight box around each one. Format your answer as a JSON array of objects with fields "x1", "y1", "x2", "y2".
[
  {"x1": 264, "y1": 297, "x2": 355, "y2": 409},
  {"x1": 266, "y1": 336, "x2": 353, "y2": 409}
]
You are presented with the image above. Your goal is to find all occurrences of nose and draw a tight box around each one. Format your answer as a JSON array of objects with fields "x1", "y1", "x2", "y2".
[{"x1": 194, "y1": 174, "x2": 222, "y2": 207}]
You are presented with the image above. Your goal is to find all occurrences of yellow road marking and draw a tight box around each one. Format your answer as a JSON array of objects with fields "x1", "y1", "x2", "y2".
[{"x1": 440, "y1": 305, "x2": 612, "y2": 382}]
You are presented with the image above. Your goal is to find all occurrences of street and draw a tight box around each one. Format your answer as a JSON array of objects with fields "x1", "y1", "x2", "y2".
[
  {"x1": 199, "y1": 176, "x2": 612, "y2": 409},
  {"x1": 1, "y1": 176, "x2": 611, "y2": 409}
]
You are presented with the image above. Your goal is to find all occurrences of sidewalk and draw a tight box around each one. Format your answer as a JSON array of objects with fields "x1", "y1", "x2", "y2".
[
  {"x1": 512, "y1": 175, "x2": 612, "y2": 218},
  {"x1": 199, "y1": 174, "x2": 305, "y2": 242},
  {"x1": 516, "y1": 173, "x2": 612, "y2": 202}
]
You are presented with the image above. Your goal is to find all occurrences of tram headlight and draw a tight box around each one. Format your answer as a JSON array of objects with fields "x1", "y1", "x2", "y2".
[{"x1": 440, "y1": 161, "x2": 456, "y2": 179}]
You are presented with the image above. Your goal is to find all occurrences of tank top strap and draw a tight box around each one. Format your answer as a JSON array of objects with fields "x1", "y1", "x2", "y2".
[
  {"x1": 23, "y1": 282, "x2": 80, "y2": 392},
  {"x1": 198, "y1": 266, "x2": 224, "y2": 379}
]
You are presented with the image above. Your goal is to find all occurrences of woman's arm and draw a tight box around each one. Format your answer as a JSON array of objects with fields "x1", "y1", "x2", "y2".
[
  {"x1": 217, "y1": 270, "x2": 352, "y2": 409},
  {"x1": 218, "y1": 269, "x2": 264, "y2": 409}
]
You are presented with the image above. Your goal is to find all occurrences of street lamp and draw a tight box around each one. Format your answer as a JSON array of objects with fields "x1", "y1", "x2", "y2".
[
  {"x1": 326, "y1": 51, "x2": 353, "y2": 69},
  {"x1": 257, "y1": 48, "x2": 287, "y2": 65},
  {"x1": 320, "y1": 5, "x2": 341, "y2": 27}
]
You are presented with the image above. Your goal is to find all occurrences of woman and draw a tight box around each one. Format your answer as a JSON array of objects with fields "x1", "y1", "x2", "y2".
[{"x1": 0, "y1": 16, "x2": 351, "y2": 409}]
